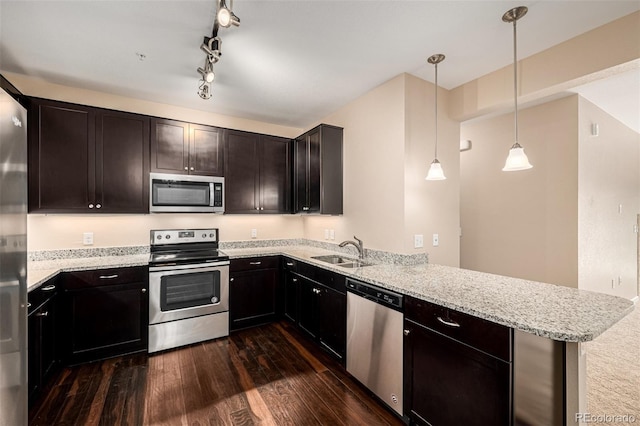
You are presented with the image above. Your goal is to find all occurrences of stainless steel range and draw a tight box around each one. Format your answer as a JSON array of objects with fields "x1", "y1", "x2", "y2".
[{"x1": 148, "y1": 228, "x2": 229, "y2": 353}]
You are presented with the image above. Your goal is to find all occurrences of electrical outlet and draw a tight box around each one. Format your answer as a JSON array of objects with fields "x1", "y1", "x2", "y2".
[
  {"x1": 324, "y1": 229, "x2": 330, "y2": 240},
  {"x1": 251, "y1": 228, "x2": 257, "y2": 239},
  {"x1": 432, "y1": 234, "x2": 439, "y2": 247},
  {"x1": 329, "y1": 229, "x2": 335, "y2": 240},
  {"x1": 414, "y1": 234, "x2": 424, "y2": 248},
  {"x1": 83, "y1": 232, "x2": 94, "y2": 245}
]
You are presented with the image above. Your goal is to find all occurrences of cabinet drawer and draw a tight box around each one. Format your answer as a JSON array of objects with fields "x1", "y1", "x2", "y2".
[
  {"x1": 297, "y1": 262, "x2": 345, "y2": 294},
  {"x1": 62, "y1": 266, "x2": 148, "y2": 289},
  {"x1": 28, "y1": 277, "x2": 58, "y2": 314},
  {"x1": 230, "y1": 256, "x2": 279, "y2": 272},
  {"x1": 405, "y1": 296, "x2": 512, "y2": 361}
]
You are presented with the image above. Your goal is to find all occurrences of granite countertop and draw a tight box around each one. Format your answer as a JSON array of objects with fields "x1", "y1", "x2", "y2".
[{"x1": 28, "y1": 245, "x2": 635, "y2": 343}]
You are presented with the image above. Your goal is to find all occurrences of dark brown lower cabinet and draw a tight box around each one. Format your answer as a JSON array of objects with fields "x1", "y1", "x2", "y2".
[
  {"x1": 60, "y1": 266, "x2": 148, "y2": 365},
  {"x1": 297, "y1": 273, "x2": 346, "y2": 361},
  {"x1": 28, "y1": 286, "x2": 59, "y2": 404},
  {"x1": 229, "y1": 257, "x2": 280, "y2": 331},
  {"x1": 404, "y1": 296, "x2": 514, "y2": 425}
]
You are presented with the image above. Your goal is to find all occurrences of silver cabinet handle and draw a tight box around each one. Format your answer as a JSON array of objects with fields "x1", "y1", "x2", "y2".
[
  {"x1": 89, "y1": 204, "x2": 94, "y2": 208},
  {"x1": 42, "y1": 285, "x2": 56, "y2": 291},
  {"x1": 96, "y1": 204, "x2": 102, "y2": 209},
  {"x1": 184, "y1": 166, "x2": 188, "y2": 171},
  {"x1": 313, "y1": 288, "x2": 321, "y2": 294},
  {"x1": 286, "y1": 262, "x2": 294, "y2": 266},
  {"x1": 255, "y1": 207, "x2": 260, "y2": 210},
  {"x1": 292, "y1": 278, "x2": 298, "y2": 282},
  {"x1": 36, "y1": 311, "x2": 49, "y2": 317},
  {"x1": 230, "y1": 278, "x2": 235, "y2": 282},
  {"x1": 249, "y1": 262, "x2": 262, "y2": 265},
  {"x1": 141, "y1": 288, "x2": 147, "y2": 293},
  {"x1": 27, "y1": 302, "x2": 32, "y2": 308},
  {"x1": 190, "y1": 167, "x2": 194, "y2": 171},
  {"x1": 260, "y1": 207, "x2": 264, "y2": 210},
  {"x1": 302, "y1": 206, "x2": 309, "y2": 211},
  {"x1": 437, "y1": 316, "x2": 461, "y2": 328},
  {"x1": 99, "y1": 274, "x2": 118, "y2": 280},
  {"x1": 404, "y1": 329, "x2": 411, "y2": 336}
]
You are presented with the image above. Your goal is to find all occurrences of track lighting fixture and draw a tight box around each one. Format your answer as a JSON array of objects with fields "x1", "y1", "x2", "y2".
[
  {"x1": 195, "y1": 0, "x2": 239, "y2": 100},
  {"x1": 425, "y1": 54, "x2": 446, "y2": 181},
  {"x1": 197, "y1": 62, "x2": 215, "y2": 83},
  {"x1": 217, "y1": 0, "x2": 240, "y2": 27},
  {"x1": 502, "y1": 6, "x2": 533, "y2": 172},
  {"x1": 198, "y1": 80, "x2": 212, "y2": 100}
]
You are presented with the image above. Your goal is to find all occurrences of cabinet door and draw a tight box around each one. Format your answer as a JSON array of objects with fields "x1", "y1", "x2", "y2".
[
  {"x1": 150, "y1": 118, "x2": 189, "y2": 174},
  {"x1": 225, "y1": 130, "x2": 259, "y2": 213},
  {"x1": 27, "y1": 309, "x2": 42, "y2": 402},
  {"x1": 63, "y1": 281, "x2": 148, "y2": 365},
  {"x1": 190, "y1": 124, "x2": 224, "y2": 176},
  {"x1": 259, "y1": 135, "x2": 291, "y2": 213},
  {"x1": 297, "y1": 276, "x2": 319, "y2": 339},
  {"x1": 317, "y1": 285, "x2": 346, "y2": 360},
  {"x1": 229, "y1": 268, "x2": 278, "y2": 330},
  {"x1": 293, "y1": 136, "x2": 308, "y2": 212},
  {"x1": 27, "y1": 295, "x2": 58, "y2": 404},
  {"x1": 306, "y1": 128, "x2": 321, "y2": 212},
  {"x1": 404, "y1": 320, "x2": 513, "y2": 425},
  {"x1": 283, "y1": 271, "x2": 299, "y2": 323},
  {"x1": 28, "y1": 99, "x2": 96, "y2": 212},
  {"x1": 96, "y1": 110, "x2": 150, "y2": 213}
]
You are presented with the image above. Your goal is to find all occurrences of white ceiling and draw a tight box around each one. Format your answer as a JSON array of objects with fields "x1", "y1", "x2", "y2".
[{"x1": 1, "y1": 1, "x2": 638, "y2": 129}]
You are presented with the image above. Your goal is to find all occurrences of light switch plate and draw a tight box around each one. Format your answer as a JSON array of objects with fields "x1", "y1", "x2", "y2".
[
  {"x1": 414, "y1": 234, "x2": 424, "y2": 248},
  {"x1": 251, "y1": 228, "x2": 257, "y2": 239}
]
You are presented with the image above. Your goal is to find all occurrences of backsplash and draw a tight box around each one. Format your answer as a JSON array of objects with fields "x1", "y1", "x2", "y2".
[{"x1": 29, "y1": 239, "x2": 429, "y2": 266}]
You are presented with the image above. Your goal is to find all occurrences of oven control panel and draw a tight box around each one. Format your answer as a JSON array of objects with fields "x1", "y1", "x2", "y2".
[{"x1": 150, "y1": 229, "x2": 218, "y2": 245}]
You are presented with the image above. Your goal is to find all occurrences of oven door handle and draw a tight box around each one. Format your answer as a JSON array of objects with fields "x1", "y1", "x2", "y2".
[{"x1": 149, "y1": 261, "x2": 230, "y2": 273}]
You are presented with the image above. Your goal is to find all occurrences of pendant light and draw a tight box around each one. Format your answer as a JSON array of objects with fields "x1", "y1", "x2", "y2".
[
  {"x1": 426, "y1": 54, "x2": 446, "y2": 181},
  {"x1": 502, "y1": 6, "x2": 533, "y2": 171}
]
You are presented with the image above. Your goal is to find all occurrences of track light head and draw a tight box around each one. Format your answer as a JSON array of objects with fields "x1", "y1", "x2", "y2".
[
  {"x1": 217, "y1": 0, "x2": 240, "y2": 27},
  {"x1": 198, "y1": 81, "x2": 212, "y2": 100},
  {"x1": 197, "y1": 66, "x2": 215, "y2": 83}
]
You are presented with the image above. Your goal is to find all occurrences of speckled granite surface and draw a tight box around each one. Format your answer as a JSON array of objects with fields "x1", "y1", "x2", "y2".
[
  {"x1": 27, "y1": 244, "x2": 634, "y2": 343},
  {"x1": 223, "y1": 246, "x2": 635, "y2": 343}
]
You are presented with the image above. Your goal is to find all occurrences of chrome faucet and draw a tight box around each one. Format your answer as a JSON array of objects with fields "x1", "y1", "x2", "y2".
[{"x1": 339, "y1": 236, "x2": 365, "y2": 260}]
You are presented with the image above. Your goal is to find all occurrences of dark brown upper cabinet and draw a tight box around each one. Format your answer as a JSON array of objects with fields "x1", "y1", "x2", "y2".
[
  {"x1": 150, "y1": 118, "x2": 223, "y2": 176},
  {"x1": 294, "y1": 124, "x2": 343, "y2": 215},
  {"x1": 28, "y1": 98, "x2": 150, "y2": 213},
  {"x1": 224, "y1": 130, "x2": 291, "y2": 214}
]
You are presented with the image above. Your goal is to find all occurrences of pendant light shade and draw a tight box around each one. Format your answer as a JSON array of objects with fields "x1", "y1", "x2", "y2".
[
  {"x1": 502, "y1": 6, "x2": 533, "y2": 172},
  {"x1": 425, "y1": 54, "x2": 446, "y2": 181},
  {"x1": 426, "y1": 159, "x2": 446, "y2": 180},
  {"x1": 503, "y1": 142, "x2": 532, "y2": 171}
]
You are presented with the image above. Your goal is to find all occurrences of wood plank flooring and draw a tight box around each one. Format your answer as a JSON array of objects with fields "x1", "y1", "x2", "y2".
[{"x1": 29, "y1": 321, "x2": 404, "y2": 425}]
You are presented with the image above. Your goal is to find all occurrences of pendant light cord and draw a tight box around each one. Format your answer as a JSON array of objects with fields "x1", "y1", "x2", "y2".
[
  {"x1": 513, "y1": 18, "x2": 519, "y2": 144},
  {"x1": 434, "y1": 61, "x2": 439, "y2": 159}
]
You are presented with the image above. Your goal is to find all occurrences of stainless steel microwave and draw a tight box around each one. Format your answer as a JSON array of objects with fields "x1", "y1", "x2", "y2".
[{"x1": 149, "y1": 173, "x2": 224, "y2": 213}]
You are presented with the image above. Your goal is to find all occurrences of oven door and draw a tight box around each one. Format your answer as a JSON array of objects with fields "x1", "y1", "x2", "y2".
[{"x1": 149, "y1": 262, "x2": 229, "y2": 325}]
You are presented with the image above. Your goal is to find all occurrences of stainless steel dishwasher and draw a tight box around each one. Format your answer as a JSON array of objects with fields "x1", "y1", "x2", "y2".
[{"x1": 346, "y1": 278, "x2": 405, "y2": 418}]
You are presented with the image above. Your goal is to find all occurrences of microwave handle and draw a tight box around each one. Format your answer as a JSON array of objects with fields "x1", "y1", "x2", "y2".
[{"x1": 210, "y1": 183, "x2": 215, "y2": 207}]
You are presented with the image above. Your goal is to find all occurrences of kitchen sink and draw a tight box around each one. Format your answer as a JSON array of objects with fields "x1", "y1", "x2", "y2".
[{"x1": 311, "y1": 255, "x2": 372, "y2": 268}]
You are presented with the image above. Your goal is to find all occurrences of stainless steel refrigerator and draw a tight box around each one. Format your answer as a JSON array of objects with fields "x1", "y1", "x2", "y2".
[{"x1": 0, "y1": 76, "x2": 28, "y2": 425}]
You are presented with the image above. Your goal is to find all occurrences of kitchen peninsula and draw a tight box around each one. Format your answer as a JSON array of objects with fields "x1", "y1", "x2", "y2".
[{"x1": 27, "y1": 241, "x2": 634, "y2": 425}]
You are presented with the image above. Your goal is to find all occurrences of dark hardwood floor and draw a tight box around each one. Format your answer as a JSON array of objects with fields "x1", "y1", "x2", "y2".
[{"x1": 29, "y1": 321, "x2": 404, "y2": 425}]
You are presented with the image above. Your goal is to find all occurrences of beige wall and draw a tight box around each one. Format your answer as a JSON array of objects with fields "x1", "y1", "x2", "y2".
[
  {"x1": 578, "y1": 97, "x2": 640, "y2": 299},
  {"x1": 460, "y1": 96, "x2": 579, "y2": 287},
  {"x1": 450, "y1": 11, "x2": 640, "y2": 122},
  {"x1": 303, "y1": 74, "x2": 461, "y2": 265},
  {"x1": 3, "y1": 72, "x2": 306, "y2": 251}
]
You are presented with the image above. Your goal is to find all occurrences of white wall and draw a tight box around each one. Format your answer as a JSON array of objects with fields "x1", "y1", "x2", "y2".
[{"x1": 578, "y1": 97, "x2": 640, "y2": 299}]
